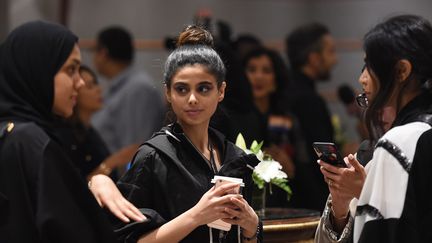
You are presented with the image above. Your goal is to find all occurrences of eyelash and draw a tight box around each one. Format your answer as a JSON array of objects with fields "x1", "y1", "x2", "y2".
[
  {"x1": 174, "y1": 84, "x2": 212, "y2": 94},
  {"x1": 68, "y1": 66, "x2": 78, "y2": 76},
  {"x1": 198, "y1": 85, "x2": 211, "y2": 93}
]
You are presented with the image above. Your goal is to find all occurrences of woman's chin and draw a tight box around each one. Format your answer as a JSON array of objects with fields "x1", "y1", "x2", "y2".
[{"x1": 54, "y1": 109, "x2": 73, "y2": 118}]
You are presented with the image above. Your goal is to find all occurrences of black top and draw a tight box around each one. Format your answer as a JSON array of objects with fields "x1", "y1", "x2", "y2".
[
  {"x1": 0, "y1": 122, "x2": 117, "y2": 243},
  {"x1": 0, "y1": 21, "x2": 117, "y2": 243},
  {"x1": 357, "y1": 93, "x2": 432, "y2": 243},
  {"x1": 55, "y1": 121, "x2": 112, "y2": 178},
  {"x1": 116, "y1": 123, "x2": 262, "y2": 243},
  {"x1": 284, "y1": 71, "x2": 334, "y2": 211}
]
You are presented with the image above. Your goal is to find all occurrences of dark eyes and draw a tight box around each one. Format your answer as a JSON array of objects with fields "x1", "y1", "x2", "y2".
[
  {"x1": 174, "y1": 85, "x2": 188, "y2": 94},
  {"x1": 67, "y1": 65, "x2": 79, "y2": 76},
  {"x1": 173, "y1": 83, "x2": 213, "y2": 94},
  {"x1": 198, "y1": 84, "x2": 211, "y2": 93},
  {"x1": 246, "y1": 65, "x2": 273, "y2": 74}
]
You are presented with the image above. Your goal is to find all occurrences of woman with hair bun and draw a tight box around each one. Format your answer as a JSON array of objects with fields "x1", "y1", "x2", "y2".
[{"x1": 115, "y1": 25, "x2": 262, "y2": 243}]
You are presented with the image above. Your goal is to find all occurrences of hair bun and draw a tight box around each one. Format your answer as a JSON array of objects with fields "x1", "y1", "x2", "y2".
[{"x1": 176, "y1": 25, "x2": 214, "y2": 48}]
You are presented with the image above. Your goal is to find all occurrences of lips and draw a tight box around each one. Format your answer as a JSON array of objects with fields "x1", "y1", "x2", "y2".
[
  {"x1": 185, "y1": 109, "x2": 203, "y2": 117},
  {"x1": 71, "y1": 95, "x2": 77, "y2": 105}
]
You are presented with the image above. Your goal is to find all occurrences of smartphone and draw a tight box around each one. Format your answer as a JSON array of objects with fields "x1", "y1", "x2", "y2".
[{"x1": 312, "y1": 142, "x2": 347, "y2": 167}]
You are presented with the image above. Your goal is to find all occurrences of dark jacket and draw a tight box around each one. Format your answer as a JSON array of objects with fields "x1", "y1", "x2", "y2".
[
  {"x1": 116, "y1": 123, "x2": 262, "y2": 243},
  {"x1": 0, "y1": 121, "x2": 117, "y2": 243},
  {"x1": 55, "y1": 120, "x2": 114, "y2": 179},
  {"x1": 285, "y1": 71, "x2": 334, "y2": 211},
  {"x1": 0, "y1": 21, "x2": 117, "y2": 243}
]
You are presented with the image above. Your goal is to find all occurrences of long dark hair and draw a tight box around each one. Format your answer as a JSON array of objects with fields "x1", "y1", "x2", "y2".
[
  {"x1": 363, "y1": 14, "x2": 432, "y2": 142},
  {"x1": 242, "y1": 47, "x2": 290, "y2": 114}
]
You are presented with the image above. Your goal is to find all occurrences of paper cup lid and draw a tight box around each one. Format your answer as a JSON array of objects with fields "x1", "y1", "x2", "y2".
[{"x1": 211, "y1": 175, "x2": 244, "y2": 187}]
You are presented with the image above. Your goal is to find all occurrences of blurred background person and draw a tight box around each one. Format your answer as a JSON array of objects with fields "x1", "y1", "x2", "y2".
[
  {"x1": 91, "y1": 26, "x2": 165, "y2": 174},
  {"x1": 337, "y1": 84, "x2": 368, "y2": 155},
  {"x1": 239, "y1": 47, "x2": 309, "y2": 208},
  {"x1": 232, "y1": 34, "x2": 263, "y2": 61},
  {"x1": 285, "y1": 22, "x2": 338, "y2": 211},
  {"x1": 56, "y1": 65, "x2": 139, "y2": 181}
]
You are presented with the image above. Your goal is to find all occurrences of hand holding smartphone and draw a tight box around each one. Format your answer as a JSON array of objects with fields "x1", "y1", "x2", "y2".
[{"x1": 312, "y1": 142, "x2": 347, "y2": 168}]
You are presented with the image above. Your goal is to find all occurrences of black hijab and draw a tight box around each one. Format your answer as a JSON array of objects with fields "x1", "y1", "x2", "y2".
[{"x1": 0, "y1": 21, "x2": 78, "y2": 134}]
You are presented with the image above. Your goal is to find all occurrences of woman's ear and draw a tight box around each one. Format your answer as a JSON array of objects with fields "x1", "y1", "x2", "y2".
[
  {"x1": 164, "y1": 85, "x2": 171, "y2": 103},
  {"x1": 396, "y1": 59, "x2": 412, "y2": 83},
  {"x1": 218, "y1": 81, "x2": 226, "y2": 102}
]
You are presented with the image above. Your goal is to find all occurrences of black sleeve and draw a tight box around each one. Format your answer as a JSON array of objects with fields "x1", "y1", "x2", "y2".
[
  {"x1": 408, "y1": 129, "x2": 432, "y2": 242},
  {"x1": 40, "y1": 141, "x2": 117, "y2": 243},
  {"x1": 1, "y1": 124, "x2": 116, "y2": 243},
  {"x1": 114, "y1": 146, "x2": 166, "y2": 242},
  {"x1": 117, "y1": 146, "x2": 157, "y2": 209}
]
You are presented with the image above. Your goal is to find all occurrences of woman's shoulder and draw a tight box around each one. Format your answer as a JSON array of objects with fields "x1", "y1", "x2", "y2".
[
  {"x1": 131, "y1": 131, "x2": 176, "y2": 165},
  {"x1": 382, "y1": 121, "x2": 431, "y2": 145},
  {"x1": 225, "y1": 139, "x2": 246, "y2": 157},
  {"x1": 3, "y1": 121, "x2": 50, "y2": 148}
]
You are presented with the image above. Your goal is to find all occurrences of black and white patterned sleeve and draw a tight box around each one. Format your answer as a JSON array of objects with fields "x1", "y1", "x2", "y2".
[{"x1": 315, "y1": 196, "x2": 353, "y2": 243}]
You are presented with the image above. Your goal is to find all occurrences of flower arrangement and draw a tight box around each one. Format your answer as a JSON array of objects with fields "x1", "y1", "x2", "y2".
[{"x1": 235, "y1": 133, "x2": 292, "y2": 198}]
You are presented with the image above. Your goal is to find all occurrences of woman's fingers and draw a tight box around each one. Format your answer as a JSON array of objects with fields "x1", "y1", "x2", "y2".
[
  {"x1": 347, "y1": 154, "x2": 364, "y2": 172},
  {"x1": 211, "y1": 182, "x2": 242, "y2": 197},
  {"x1": 221, "y1": 217, "x2": 238, "y2": 225},
  {"x1": 122, "y1": 199, "x2": 147, "y2": 221},
  {"x1": 318, "y1": 160, "x2": 343, "y2": 174},
  {"x1": 105, "y1": 199, "x2": 130, "y2": 223},
  {"x1": 214, "y1": 193, "x2": 243, "y2": 205},
  {"x1": 320, "y1": 166, "x2": 339, "y2": 182},
  {"x1": 224, "y1": 207, "x2": 241, "y2": 218}
]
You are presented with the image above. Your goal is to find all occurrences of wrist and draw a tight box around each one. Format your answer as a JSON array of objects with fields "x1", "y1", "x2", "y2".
[
  {"x1": 184, "y1": 207, "x2": 201, "y2": 228},
  {"x1": 241, "y1": 222, "x2": 260, "y2": 241},
  {"x1": 330, "y1": 200, "x2": 350, "y2": 220},
  {"x1": 242, "y1": 214, "x2": 259, "y2": 238}
]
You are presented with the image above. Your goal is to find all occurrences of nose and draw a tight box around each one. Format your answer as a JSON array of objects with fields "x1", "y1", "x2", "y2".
[
  {"x1": 188, "y1": 92, "x2": 198, "y2": 105},
  {"x1": 254, "y1": 70, "x2": 265, "y2": 80},
  {"x1": 358, "y1": 69, "x2": 367, "y2": 86},
  {"x1": 75, "y1": 75, "x2": 85, "y2": 90}
]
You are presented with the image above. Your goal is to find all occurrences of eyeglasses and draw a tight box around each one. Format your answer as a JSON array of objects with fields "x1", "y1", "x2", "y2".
[{"x1": 356, "y1": 93, "x2": 368, "y2": 108}]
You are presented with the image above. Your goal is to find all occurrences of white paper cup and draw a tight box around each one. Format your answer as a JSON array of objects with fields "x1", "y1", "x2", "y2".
[
  {"x1": 207, "y1": 176, "x2": 244, "y2": 231},
  {"x1": 211, "y1": 175, "x2": 244, "y2": 194}
]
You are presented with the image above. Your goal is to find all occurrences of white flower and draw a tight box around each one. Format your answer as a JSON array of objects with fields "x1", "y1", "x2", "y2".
[
  {"x1": 254, "y1": 160, "x2": 288, "y2": 183},
  {"x1": 235, "y1": 133, "x2": 291, "y2": 195}
]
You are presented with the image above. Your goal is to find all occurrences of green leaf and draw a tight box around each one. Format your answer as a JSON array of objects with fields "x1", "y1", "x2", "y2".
[
  {"x1": 250, "y1": 140, "x2": 264, "y2": 154},
  {"x1": 235, "y1": 133, "x2": 247, "y2": 150},
  {"x1": 270, "y1": 178, "x2": 292, "y2": 200},
  {"x1": 252, "y1": 172, "x2": 265, "y2": 189}
]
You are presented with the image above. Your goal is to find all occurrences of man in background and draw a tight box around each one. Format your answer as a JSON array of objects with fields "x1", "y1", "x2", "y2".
[
  {"x1": 285, "y1": 23, "x2": 338, "y2": 211},
  {"x1": 92, "y1": 26, "x2": 165, "y2": 173}
]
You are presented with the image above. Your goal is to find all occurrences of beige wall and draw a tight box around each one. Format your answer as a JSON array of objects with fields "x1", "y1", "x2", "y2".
[{"x1": 5, "y1": 0, "x2": 432, "y2": 141}]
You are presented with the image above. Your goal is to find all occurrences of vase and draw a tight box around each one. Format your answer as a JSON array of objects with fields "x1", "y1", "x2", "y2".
[{"x1": 252, "y1": 184, "x2": 266, "y2": 217}]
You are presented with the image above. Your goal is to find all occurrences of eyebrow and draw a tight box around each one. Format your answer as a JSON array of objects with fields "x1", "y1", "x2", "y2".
[
  {"x1": 173, "y1": 81, "x2": 213, "y2": 85},
  {"x1": 70, "y1": 58, "x2": 81, "y2": 66}
]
